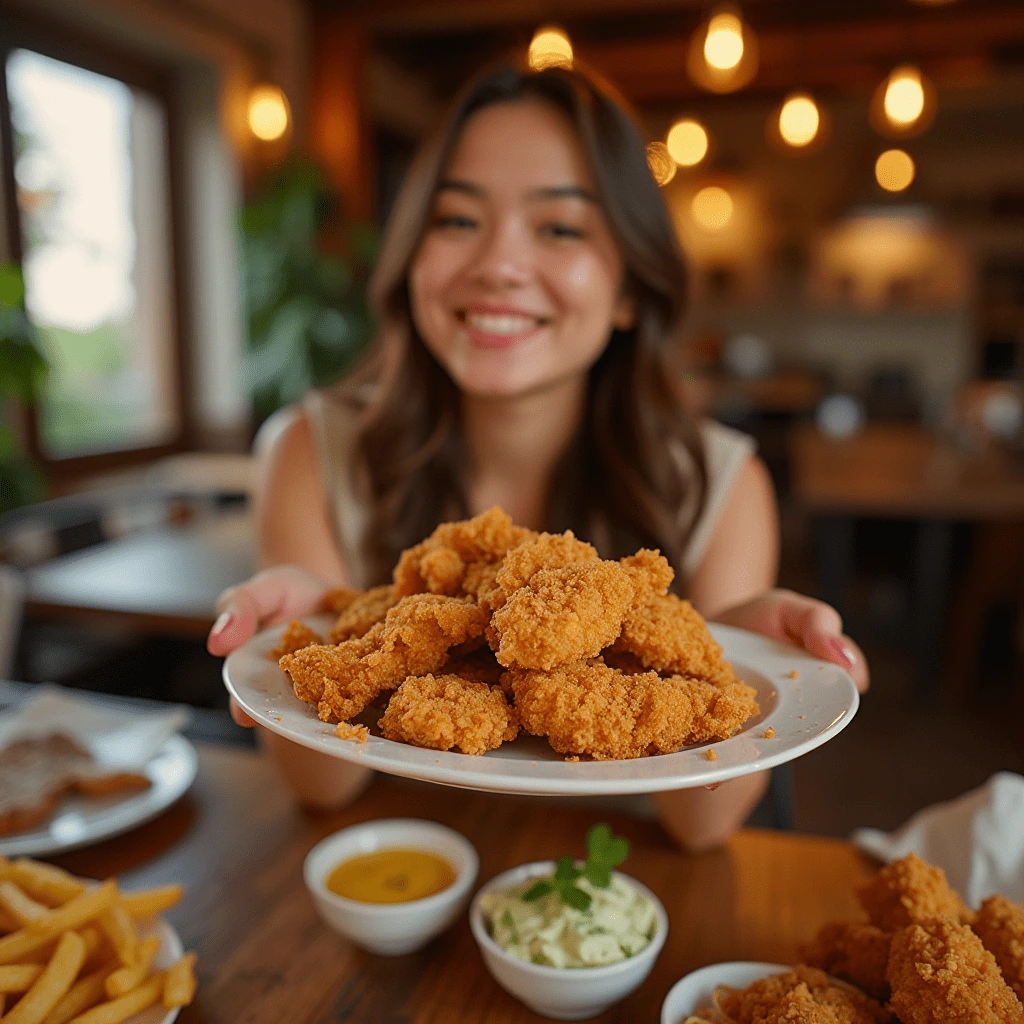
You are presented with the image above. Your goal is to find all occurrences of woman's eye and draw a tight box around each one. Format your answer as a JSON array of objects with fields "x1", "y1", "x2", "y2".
[
  {"x1": 432, "y1": 214, "x2": 478, "y2": 231},
  {"x1": 540, "y1": 222, "x2": 585, "y2": 240}
]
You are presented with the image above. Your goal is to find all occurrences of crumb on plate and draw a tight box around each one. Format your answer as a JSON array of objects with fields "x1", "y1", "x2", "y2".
[
  {"x1": 564, "y1": 755, "x2": 580, "y2": 762},
  {"x1": 706, "y1": 749, "x2": 717, "y2": 761},
  {"x1": 787, "y1": 669, "x2": 800, "y2": 679},
  {"x1": 335, "y1": 722, "x2": 369, "y2": 744},
  {"x1": 763, "y1": 727, "x2": 776, "y2": 739}
]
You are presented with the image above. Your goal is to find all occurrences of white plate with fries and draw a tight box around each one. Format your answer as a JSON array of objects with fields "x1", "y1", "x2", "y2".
[
  {"x1": 225, "y1": 616, "x2": 859, "y2": 797},
  {"x1": 0, "y1": 859, "x2": 197, "y2": 1024},
  {"x1": 0, "y1": 736, "x2": 198, "y2": 859}
]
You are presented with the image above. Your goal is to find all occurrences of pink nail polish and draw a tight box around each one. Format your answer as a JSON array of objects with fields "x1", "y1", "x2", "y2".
[{"x1": 211, "y1": 611, "x2": 233, "y2": 637}]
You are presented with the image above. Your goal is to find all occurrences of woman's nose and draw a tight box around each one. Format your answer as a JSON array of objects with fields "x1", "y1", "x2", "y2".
[{"x1": 471, "y1": 220, "x2": 532, "y2": 289}]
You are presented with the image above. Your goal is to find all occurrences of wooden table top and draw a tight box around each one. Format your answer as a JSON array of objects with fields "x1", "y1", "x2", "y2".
[
  {"x1": 790, "y1": 422, "x2": 1024, "y2": 520},
  {"x1": 24, "y1": 512, "x2": 254, "y2": 637},
  {"x1": 54, "y1": 743, "x2": 878, "y2": 1024}
]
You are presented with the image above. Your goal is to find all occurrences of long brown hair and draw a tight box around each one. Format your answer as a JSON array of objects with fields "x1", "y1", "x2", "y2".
[{"x1": 332, "y1": 58, "x2": 705, "y2": 586}]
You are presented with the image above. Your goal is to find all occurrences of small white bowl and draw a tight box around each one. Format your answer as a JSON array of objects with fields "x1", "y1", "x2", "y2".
[
  {"x1": 470, "y1": 860, "x2": 668, "y2": 1021},
  {"x1": 661, "y1": 963, "x2": 789, "y2": 1024},
  {"x1": 304, "y1": 818, "x2": 478, "y2": 955}
]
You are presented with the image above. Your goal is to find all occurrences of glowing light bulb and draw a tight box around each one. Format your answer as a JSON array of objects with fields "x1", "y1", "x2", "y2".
[
  {"x1": 692, "y1": 186, "x2": 733, "y2": 230},
  {"x1": 704, "y1": 12, "x2": 745, "y2": 71},
  {"x1": 528, "y1": 26, "x2": 573, "y2": 70},
  {"x1": 884, "y1": 66, "x2": 925, "y2": 127},
  {"x1": 666, "y1": 119, "x2": 709, "y2": 167},
  {"x1": 875, "y1": 149, "x2": 915, "y2": 192},
  {"x1": 248, "y1": 85, "x2": 290, "y2": 141},
  {"x1": 646, "y1": 142, "x2": 677, "y2": 186},
  {"x1": 778, "y1": 93, "x2": 820, "y2": 147}
]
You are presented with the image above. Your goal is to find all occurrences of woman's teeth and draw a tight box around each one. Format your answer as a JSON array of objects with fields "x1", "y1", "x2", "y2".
[{"x1": 465, "y1": 313, "x2": 540, "y2": 335}]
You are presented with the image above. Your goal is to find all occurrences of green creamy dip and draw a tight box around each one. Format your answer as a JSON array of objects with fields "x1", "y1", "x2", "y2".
[{"x1": 479, "y1": 874, "x2": 657, "y2": 968}]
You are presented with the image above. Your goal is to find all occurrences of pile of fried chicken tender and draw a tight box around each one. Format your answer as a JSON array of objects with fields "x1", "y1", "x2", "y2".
[
  {"x1": 698, "y1": 852, "x2": 1024, "y2": 1024},
  {"x1": 270, "y1": 507, "x2": 759, "y2": 759}
]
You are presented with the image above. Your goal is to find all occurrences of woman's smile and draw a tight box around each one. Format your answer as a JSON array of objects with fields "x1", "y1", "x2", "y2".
[{"x1": 458, "y1": 305, "x2": 552, "y2": 349}]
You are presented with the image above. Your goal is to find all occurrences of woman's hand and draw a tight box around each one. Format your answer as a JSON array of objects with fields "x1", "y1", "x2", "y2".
[
  {"x1": 713, "y1": 588, "x2": 869, "y2": 693},
  {"x1": 207, "y1": 565, "x2": 332, "y2": 726}
]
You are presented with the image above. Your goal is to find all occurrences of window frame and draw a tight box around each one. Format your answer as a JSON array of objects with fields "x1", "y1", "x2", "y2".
[{"x1": 0, "y1": 11, "x2": 194, "y2": 481}]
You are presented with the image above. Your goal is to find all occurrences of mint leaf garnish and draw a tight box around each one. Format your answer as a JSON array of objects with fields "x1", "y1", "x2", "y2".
[
  {"x1": 522, "y1": 880, "x2": 554, "y2": 902},
  {"x1": 520, "y1": 824, "x2": 630, "y2": 909}
]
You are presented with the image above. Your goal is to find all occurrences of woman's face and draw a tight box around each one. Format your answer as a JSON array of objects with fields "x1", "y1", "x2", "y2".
[{"x1": 409, "y1": 98, "x2": 634, "y2": 398}]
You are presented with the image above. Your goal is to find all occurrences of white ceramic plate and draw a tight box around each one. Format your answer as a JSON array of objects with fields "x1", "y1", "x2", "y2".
[
  {"x1": 661, "y1": 962, "x2": 788, "y2": 1024},
  {"x1": 224, "y1": 616, "x2": 858, "y2": 797},
  {"x1": 132, "y1": 917, "x2": 185, "y2": 1024},
  {"x1": 0, "y1": 735, "x2": 198, "y2": 858}
]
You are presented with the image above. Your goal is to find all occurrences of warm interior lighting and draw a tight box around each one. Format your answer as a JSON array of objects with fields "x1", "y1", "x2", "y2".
[
  {"x1": 704, "y1": 12, "x2": 745, "y2": 71},
  {"x1": 883, "y1": 66, "x2": 926, "y2": 127},
  {"x1": 528, "y1": 26, "x2": 573, "y2": 70},
  {"x1": 778, "y1": 93, "x2": 820, "y2": 148},
  {"x1": 646, "y1": 142, "x2": 676, "y2": 186},
  {"x1": 875, "y1": 149, "x2": 915, "y2": 192},
  {"x1": 666, "y1": 119, "x2": 708, "y2": 167},
  {"x1": 692, "y1": 185, "x2": 733, "y2": 230},
  {"x1": 248, "y1": 84, "x2": 290, "y2": 141}
]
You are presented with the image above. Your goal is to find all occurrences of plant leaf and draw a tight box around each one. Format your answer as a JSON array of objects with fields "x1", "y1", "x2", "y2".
[
  {"x1": 583, "y1": 861, "x2": 612, "y2": 888},
  {"x1": 522, "y1": 880, "x2": 553, "y2": 902},
  {"x1": 602, "y1": 835, "x2": 630, "y2": 867},
  {"x1": 560, "y1": 884, "x2": 592, "y2": 912},
  {"x1": 554, "y1": 856, "x2": 581, "y2": 882},
  {"x1": 586, "y1": 823, "x2": 612, "y2": 859}
]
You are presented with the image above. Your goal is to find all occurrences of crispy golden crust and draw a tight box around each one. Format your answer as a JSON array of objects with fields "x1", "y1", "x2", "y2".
[
  {"x1": 328, "y1": 585, "x2": 400, "y2": 643},
  {"x1": 490, "y1": 560, "x2": 636, "y2": 670},
  {"x1": 334, "y1": 722, "x2": 369, "y2": 743},
  {"x1": 283, "y1": 595, "x2": 488, "y2": 723},
  {"x1": 269, "y1": 620, "x2": 324, "y2": 661},
  {"x1": 618, "y1": 549, "x2": 674, "y2": 608},
  {"x1": 801, "y1": 922, "x2": 892, "y2": 1001},
  {"x1": 321, "y1": 586, "x2": 360, "y2": 614},
  {"x1": 973, "y1": 894, "x2": 1024, "y2": 1002},
  {"x1": 507, "y1": 659, "x2": 758, "y2": 759},
  {"x1": 720, "y1": 965, "x2": 892, "y2": 1024},
  {"x1": 887, "y1": 918, "x2": 1024, "y2": 1024},
  {"x1": 379, "y1": 674, "x2": 518, "y2": 755},
  {"x1": 392, "y1": 507, "x2": 533, "y2": 597},
  {"x1": 493, "y1": 531, "x2": 598, "y2": 596},
  {"x1": 856, "y1": 853, "x2": 974, "y2": 931},
  {"x1": 613, "y1": 592, "x2": 737, "y2": 685}
]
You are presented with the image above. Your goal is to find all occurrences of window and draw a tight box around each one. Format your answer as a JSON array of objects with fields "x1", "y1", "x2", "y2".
[{"x1": 1, "y1": 21, "x2": 185, "y2": 469}]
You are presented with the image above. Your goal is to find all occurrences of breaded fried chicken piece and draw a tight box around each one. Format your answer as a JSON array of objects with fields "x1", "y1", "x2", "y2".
[
  {"x1": 490, "y1": 560, "x2": 636, "y2": 670},
  {"x1": 856, "y1": 853, "x2": 974, "y2": 931},
  {"x1": 284, "y1": 595, "x2": 488, "y2": 722},
  {"x1": 720, "y1": 965, "x2": 892, "y2": 1024},
  {"x1": 494, "y1": 531, "x2": 598, "y2": 596},
  {"x1": 612, "y1": 592, "x2": 737, "y2": 685},
  {"x1": 801, "y1": 922, "x2": 892, "y2": 1001},
  {"x1": 379, "y1": 674, "x2": 518, "y2": 755},
  {"x1": 392, "y1": 507, "x2": 533, "y2": 597},
  {"x1": 887, "y1": 918, "x2": 1024, "y2": 1024},
  {"x1": 328, "y1": 584, "x2": 400, "y2": 643},
  {"x1": 269, "y1": 620, "x2": 324, "y2": 660},
  {"x1": 508, "y1": 659, "x2": 757, "y2": 759},
  {"x1": 763, "y1": 985, "x2": 847, "y2": 1024},
  {"x1": 973, "y1": 894, "x2": 1024, "y2": 1002},
  {"x1": 321, "y1": 586, "x2": 360, "y2": 614},
  {"x1": 618, "y1": 549, "x2": 674, "y2": 609}
]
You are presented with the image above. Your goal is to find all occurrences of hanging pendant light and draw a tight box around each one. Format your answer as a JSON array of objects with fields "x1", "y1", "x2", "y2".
[
  {"x1": 687, "y1": 5, "x2": 759, "y2": 94},
  {"x1": 528, "y1": 26, "x2": 573, "y2": 70},
  {"x1": 870, "y1": 65, "x2": 937, "y2": 139}
]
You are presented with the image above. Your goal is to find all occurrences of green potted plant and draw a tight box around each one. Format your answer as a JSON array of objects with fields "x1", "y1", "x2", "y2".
[
  {"x1": 239, "y1": 158, "x2": 377, "y2": 421},
  {"x1": 0, "y1": 261, "x2": 47, "y2": 515}
]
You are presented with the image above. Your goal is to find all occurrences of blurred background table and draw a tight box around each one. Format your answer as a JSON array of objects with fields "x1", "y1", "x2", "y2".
[
  {"x1": 22, "y1": 510, "x2": 254, "y2": 640},
  {"x1": 791, "y1": 423, "x2": 1024, "y2": 699},
  {"x1": 55, "y1": 743, "x2": 877, "y2": 1024}
]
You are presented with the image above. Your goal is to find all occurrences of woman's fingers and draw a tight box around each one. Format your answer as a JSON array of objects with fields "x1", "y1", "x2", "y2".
[{"x1": 229, "y1": 697, "x2": 259, "y2": 728}]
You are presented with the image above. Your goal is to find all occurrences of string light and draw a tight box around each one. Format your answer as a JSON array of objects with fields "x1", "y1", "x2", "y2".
[
  {"x1": 646, "y1": 142, "x2": 676, "y2": 186},
  {"x1": 666, "y1": 119, "x2": 709, "y2": 167},
  {"x1": 778, "y1": 93, "x2": 820, "y2": 148},
  {"x1": 875, "y1": 149, "x2": 915, "y2": 192},
  {"x1": 528, "y1": 26, "x2": 573, "y2": 70},
  {"x1": 703, "y1": 12, "x2": 744, "y2": 71},
  {"x1": 692, "y1": 186, "x2": 733, "y2": 230},
  {"x1": 247, "y1": 84, "x2": 290, "y2": 141},
  {"x1": 884, "y1": 66, "x2": 925, "y2": 127}
]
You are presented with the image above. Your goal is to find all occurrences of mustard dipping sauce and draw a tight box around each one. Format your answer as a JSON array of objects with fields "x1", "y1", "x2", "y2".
[{"x1": 326, "y1": 848, "x2": 457, "y2": 904}]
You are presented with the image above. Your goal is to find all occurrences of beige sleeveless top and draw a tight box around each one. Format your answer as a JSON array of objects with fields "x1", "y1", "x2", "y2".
[{"x1": 303, "y1": 389, "x2": 755, "y2": 589}]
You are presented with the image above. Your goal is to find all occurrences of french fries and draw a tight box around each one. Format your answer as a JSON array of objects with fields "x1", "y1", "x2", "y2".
[{"x1": 0, "y1": 859, "x2": 197, "y2": 1022}]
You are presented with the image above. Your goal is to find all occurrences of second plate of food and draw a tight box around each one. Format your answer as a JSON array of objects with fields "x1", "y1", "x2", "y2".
[{"x1": 224, "y1": 616, "x2": 857, "y2": 796}]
